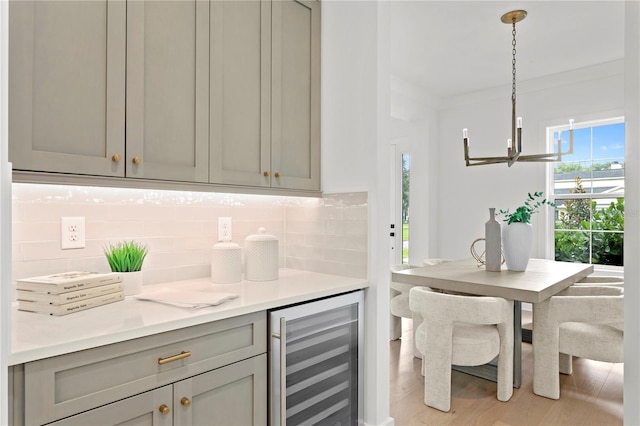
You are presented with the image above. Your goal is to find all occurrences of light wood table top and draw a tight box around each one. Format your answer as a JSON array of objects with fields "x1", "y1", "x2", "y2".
[{"x1": 391, "y1": 258, "x2": 593, "y2": 303}]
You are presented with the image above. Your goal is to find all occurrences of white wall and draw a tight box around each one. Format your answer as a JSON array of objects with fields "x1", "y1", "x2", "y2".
[
  {"x1": 624, "y1": 2, "x2": 640, "y2": 423},
  {"x1": 436, "y1": 61, "x2": 624, "y2": 259},
  {"x1": 322, "y1": 1, "x2": 392, "y2": 425}
]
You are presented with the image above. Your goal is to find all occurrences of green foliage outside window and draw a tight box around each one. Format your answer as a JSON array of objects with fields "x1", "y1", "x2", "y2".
[{"x1": 554, "y1": 178, "x2": 624, "y2": 266}]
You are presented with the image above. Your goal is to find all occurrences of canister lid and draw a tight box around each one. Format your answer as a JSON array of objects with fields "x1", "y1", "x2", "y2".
[{"x1": 245, "y1": 227, "x2": 278, "y2": 242}]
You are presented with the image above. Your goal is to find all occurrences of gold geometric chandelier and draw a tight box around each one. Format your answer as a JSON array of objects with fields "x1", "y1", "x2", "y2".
[{"x1": 463, "y1": 10, "x2": 574, "y2": 167}]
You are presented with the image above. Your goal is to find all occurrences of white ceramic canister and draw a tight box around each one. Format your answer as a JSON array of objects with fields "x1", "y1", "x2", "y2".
[
  {"x1": 211, "y1": 241, "x2": 242, "y2": 284},
  {"x1": 244, "y1": 227, "x2": 279, "y2": 281}
]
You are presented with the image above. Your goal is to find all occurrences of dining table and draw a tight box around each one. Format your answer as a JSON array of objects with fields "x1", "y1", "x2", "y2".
[{"x1": 391, "y1": 257, "x2": 593, "y2": 388}]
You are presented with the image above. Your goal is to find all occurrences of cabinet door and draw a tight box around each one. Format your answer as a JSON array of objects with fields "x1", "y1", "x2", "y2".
[
  {"x1": 209, "y1": 0, "x2": 271, "y2": 187},
  {"x1": 173, "y1": 354, "x2": 267, "y2": 426},
  {"x1": 126, "y1": 0, "x2": 209, "y2": 182},
  {"x1": 9, "y1": 0, "x2": 126, "y2": 176},
  {"x1": 48, "y1": 385, "x2": 173, "y2": 426},
  {"x1": 271, "y1": 0, "x2": 321, "y2": 191}
]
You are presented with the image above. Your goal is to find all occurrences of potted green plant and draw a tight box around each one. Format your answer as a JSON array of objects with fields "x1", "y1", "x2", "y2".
[
  {"x1": 104, "y1": 241, "x2": 149, "y2": 295},
  {"x1": 499, "y1": 192, "x2": 555, "y2": 271}
]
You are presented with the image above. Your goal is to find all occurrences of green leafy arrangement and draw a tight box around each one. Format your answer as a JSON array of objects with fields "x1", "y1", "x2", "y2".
[
  {"x1": 499, "y1": 192, "x2": 556, "y2": 225},
  {"x1": 104, "y1": 241, "x2": 149, "y2": 272},
  {"x1": 554, "y1": 178, "x2": 624, "y2": 265}
]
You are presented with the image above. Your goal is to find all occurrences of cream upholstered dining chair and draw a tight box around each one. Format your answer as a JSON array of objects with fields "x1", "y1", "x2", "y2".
[
  {"x1": 390, "y1": 259, "x2": 452, "y2": 358},
  {"x1": 409, "y1": 287, "x2": 514, "y2": 412},
  {"x1": 575, "y1": 275, "x2": 624, "y2": 286},
  {"x1": 533, "y1": 285, "x2": 624, "y2": 400}
]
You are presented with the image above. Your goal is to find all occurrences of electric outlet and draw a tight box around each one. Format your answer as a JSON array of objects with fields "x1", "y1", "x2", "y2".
[
  {"x1": 61, "y1": 217, "x2": 86, "y2": 250},
  {"x1": 218, "y1": 217, "x2": 232, "y2": 242}
]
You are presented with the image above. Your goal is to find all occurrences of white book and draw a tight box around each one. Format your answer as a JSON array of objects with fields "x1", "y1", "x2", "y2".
[
  {"x1": 17, "y1": 282, "x2": 124, "y2": 305},
  {"x1": 18, "y1": 291, "x2": 125, "y2": 316},
  {"x1": 16, "y1": 271, "x2": 122, "y2": 294}
]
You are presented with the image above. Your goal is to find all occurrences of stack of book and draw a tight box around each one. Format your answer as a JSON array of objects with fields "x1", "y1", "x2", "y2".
[{"x1": 17, "y1": 271, "x2": 124, "y2": 316}]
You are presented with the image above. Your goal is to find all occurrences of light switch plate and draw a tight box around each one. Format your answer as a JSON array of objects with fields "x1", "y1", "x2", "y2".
[{"x1": 61, "y1": 217, "x2": 86, "y2": 249}]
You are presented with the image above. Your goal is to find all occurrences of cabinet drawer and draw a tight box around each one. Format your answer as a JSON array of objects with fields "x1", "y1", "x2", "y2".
[{"x1": 23, "y1": 311, "x2": 266, "y2": 425}]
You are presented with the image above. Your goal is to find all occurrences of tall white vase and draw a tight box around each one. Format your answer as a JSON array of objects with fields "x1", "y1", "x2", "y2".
[
  {"x1": 485, "y1": 208, "x2": 502, "y2": 271},
  {"x1": 502, "y1": 222, "x2": 533, "y2": 271}
]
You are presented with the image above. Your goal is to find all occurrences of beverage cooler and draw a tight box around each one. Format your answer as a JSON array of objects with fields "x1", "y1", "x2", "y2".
[{"x1": 269, "y1": 290, "x2": 364, "y2": 425}]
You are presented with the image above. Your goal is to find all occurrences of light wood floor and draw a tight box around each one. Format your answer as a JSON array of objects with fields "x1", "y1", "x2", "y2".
[{"x1": 389, "y1": 319, "x2": 623, "y2": 425}]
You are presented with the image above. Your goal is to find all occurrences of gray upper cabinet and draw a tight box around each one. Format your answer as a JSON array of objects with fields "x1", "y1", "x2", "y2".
[
  {"x1": 9, "y1": 0, "x2": 126, "y2": 177},
  {"x1": 271, "y1": 0, "x2": 321, "y2": 191},
  {"x1": 209, "y1": 0, "x2": 271, "y2": 187},
  {"x1": 126, "y1": 0, "x2": 210, "y2": 182},
  {"x1": 10, "y1": 0, "x2": 320, "y2": 193},
  {"x1": 210, "y1": 0, "x2": 320, "y2": 191}
]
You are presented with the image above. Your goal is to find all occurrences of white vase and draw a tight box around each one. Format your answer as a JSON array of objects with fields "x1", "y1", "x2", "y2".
[
  {"x1": 485, "y1": 208, "x2": 502, "y2": 272},
  {"x1": 121, "y1": 271, "x2": 143, "y2": 296},
  {"x1": 502, "y1": 222, "x2": 532, "y2": 271}
]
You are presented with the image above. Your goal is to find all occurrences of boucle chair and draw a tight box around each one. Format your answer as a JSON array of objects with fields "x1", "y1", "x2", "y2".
[
  {"x1": 390, "y1": 259, "x2": 452, "y2": 358},
  {"x1": 575, "y1": 275, "x2": 624, "y2": 286},
  {"x1": 409, "y1": 287, "x2": 514, "y2": 412},
  {"x1": 533, "y1": 285, "x2": 624, "y2": 400}
]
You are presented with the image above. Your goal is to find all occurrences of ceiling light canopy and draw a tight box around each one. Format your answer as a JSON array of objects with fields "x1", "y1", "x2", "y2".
[{"x1": 463, "y1": 10, "x2": 574, "y2": 167}]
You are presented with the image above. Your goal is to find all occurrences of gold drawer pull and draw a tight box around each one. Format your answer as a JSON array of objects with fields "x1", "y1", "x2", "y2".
[
  {"x1": 111, "y1": 154, "x2": 121, "y2": 163},
  {"x1": 158, "y1": 351, "x2": 191, "y2": 365},
  {"x1": 263, "y1": 171, "x2": 270, "y2": 177},
  {"x1": 132, "y1": 156, "x2": 141, "y2": 165},
  {"x1": 181, "y1": 397, "x2": 192, "y2": 407},
  {"x1": 274, "y1": 172, "x2": 281, "y2": 178},
  {"x1": 159, "y1": 404, "x2": 170, "y2": 415}
]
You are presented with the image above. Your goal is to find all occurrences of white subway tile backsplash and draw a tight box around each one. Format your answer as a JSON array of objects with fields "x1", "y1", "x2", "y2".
[
  {"x1": 12, "y1": 243, "x2": 23, "y2": 262},
  {"x1": 20, "y1": 241, "x2": 64, "y2": 262},
  {"x1": 173, "y1": 264, "x2": 212, "y2": 282},
  {"x1": 324, "y1": 220, "x2": 346, "y2": 236},
  {"x1": 344, "y1": 221, "x2": 368, "y2": 236},
  {"x1": 12, "y1": 222, "x2": 58, "y2": 242},
  {"x1": 344, "y1": 235, "x2": 368, "y2": 251},
  {"x1": 344, "y1": 205, "x2": 368, "y2": 221},
  {"x1": 12, "y1": 185, "x2": 368, "y2": 285}
]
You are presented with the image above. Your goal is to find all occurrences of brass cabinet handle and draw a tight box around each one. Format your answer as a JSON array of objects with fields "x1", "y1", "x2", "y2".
[
  {"x1": 263, "y1": 171, "x2": 270, "y2": 177},
  {"x1": 180, "y1": 397, "x2": 192, "y2": 407},
  {"x1": 159, "y1": 404, "x2": 170, "y2": 415},
  {"x1": 158, "y1": 351, "x2": 191, "y2": 365},
  {"x1": 111, "y1": 154, "x2": 121, "y2": 163},
  {"x1": 274, "y1": 172, "x2": 281, "y2": 178},
  {"x1": 132, "y1": 156, "x2": 141, "y2": 165}
]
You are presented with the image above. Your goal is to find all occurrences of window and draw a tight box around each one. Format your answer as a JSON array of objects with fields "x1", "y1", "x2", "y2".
[
  {"x1": 402, "y1": 153, "x2": 410, "y2": 264},
  {"x1": 550, "y1": 117, "x2": 624, "y2": 266}
]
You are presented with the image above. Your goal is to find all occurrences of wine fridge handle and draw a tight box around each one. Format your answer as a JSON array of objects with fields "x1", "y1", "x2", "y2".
[{"x1": 279, "y1": 317, "x2": 287, "y2": 425}]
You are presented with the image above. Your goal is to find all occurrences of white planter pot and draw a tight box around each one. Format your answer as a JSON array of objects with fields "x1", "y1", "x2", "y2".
[
  {"x1": 121, "y1": 271, "x2": 143, "y2": 296},
  {"x1": 502, "y1": 222, "x2": 533, "y2": 271}
]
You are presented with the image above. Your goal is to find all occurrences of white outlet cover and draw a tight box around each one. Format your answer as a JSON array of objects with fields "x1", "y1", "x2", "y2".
[
  {"x1": 61, "y1": 217, "x2": 86, "y2": 250},
  {"x1": 218, "y1": 217, "x2": 232, "y2": 242}
]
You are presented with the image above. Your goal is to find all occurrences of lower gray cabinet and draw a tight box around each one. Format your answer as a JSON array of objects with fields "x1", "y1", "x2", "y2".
[
  {"x1": 48, "y1": 385, "x2": 173, "y2": 426},
  {"x1": 174, "y1": 355, "x2": 267, "y2": 425},
  {"x1": 48, "y1": 355, "x2": 267, "y2": 426},
  {"x1": 10, "y1": 312, "x2": 267, "y2": 426}
]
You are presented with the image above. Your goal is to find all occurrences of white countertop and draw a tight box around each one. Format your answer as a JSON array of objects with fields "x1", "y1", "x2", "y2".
[{"x1": 10, "y1": 269, "x2": 368, "y2": 365}]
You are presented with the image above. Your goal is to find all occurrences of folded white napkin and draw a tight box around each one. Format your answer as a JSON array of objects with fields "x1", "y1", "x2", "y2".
[{"x1": 134, "y1": 288, "x2": 239, "y2": 309}]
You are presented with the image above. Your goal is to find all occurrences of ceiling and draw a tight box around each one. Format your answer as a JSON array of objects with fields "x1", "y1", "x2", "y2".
[{"x1": 389, "y1": 1, "x2": 625, "y2": 99}]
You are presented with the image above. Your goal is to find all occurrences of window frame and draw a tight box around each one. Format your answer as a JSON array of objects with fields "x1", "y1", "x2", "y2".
[{"x1": 545, "y1": 116, "x2": 625, "y2": 273}]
